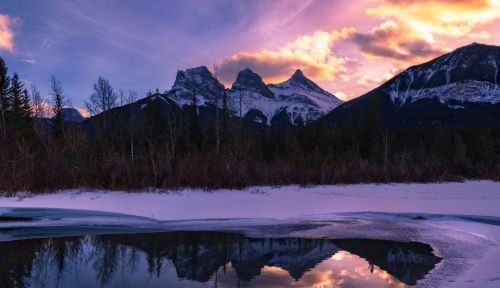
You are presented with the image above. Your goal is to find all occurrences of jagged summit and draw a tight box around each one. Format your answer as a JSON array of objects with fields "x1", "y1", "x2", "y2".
[
  {"x1": 164, "y1": 66, "x2": 342, "y2": 125},
  {"x1": 229, "y1": 68, "x2": 342, "y2": 125},
  {"x1": 267, "y1": 69, "x2": 343, "y2": 122},
  {"x1": 170, "y1": 66, "x2": 225, "y2": 105},
  {"x1": 281, "y1": 69, "x2": 330, "y2": 94},
  {"x1": 232, "y1": 68, "x2": 274, "y2": 99},
  {"x1": 290, "y1": 69, "x2": 306, "y2": 81}
]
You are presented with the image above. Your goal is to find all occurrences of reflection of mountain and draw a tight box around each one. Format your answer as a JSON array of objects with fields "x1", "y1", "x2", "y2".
[
  {"x1": 103, "y1": 232, "x2": 338, "y2": 282},
  {"x1": 230, "y1": 238, "x2": 339, "y2": 281},
  {"x1": 333, "y1": 239, "x2": 442, "y2": 286},
  {"x1": 0, "y1": 231, "x2": 442, "y2": 287}
]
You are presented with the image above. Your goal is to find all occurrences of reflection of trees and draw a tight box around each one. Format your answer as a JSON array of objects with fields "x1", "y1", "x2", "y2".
[
  {"x1": 92, "y1": 237, "x2": 120, "y2": 285},
  {"x1": 0, "y1": 236, "x2": 84, "y2": 288},
  {"x1": 0, "y1": 239, "x2": 43, "y2": 288},
  {"x1": 100, "y1": 232, "x2": 237, "y2": 282},
  {"x1": 0, "y1": 232, "x2": 442, "y2": 287},
  {"x1": 32, "y1": 236, "x2": 84, "y2": 287}
]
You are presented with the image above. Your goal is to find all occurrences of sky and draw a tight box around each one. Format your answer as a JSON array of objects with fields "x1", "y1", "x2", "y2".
[{"x1": 0, "y1": 0, "x2": 500, "y2": 113}]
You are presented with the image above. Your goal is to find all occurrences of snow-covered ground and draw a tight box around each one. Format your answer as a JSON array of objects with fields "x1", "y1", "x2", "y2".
[{"x1": 0, "y1": 180, "x2": 499, "y2": 287}]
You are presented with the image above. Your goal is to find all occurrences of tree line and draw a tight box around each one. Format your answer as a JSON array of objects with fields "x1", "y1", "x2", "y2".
[{"x1": 0, "y1": 56, "x2": 498, "y2": 194}]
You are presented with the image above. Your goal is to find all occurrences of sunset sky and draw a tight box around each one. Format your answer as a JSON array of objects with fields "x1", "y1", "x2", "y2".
[{"x1": 1, "y1": 0, "x2": 500, "y2": 112}]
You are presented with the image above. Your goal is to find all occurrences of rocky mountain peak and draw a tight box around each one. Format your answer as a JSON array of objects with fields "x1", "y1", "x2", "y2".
[
  {"x1": 283, "y1": 69, "x2": 325, "y2": 93},
  {"x1": 232, "y1": 68, "x2": 274, "y2": 99},
  {"x1": 290, "y1": 69, "x2": 306, "y2": 81}
]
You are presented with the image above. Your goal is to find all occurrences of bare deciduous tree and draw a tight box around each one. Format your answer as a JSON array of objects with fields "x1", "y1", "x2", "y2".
[
  {"x1": 30, "y1": 83, "x2": 49, "y2": 150},
  {"x1": 126, "y1": 90, "x2": 138, "y2": 161},
  {"x1": 86, "y1": 77, "x2": 117, "y2": 143},
  {"x1": 86, "y1": 77, "x2": 117, "y2": 115}
]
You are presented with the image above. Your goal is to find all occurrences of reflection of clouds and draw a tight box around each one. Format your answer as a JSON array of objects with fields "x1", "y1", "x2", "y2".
[{"x1": 216, "y1": 250, "x2": 407, "y2": 287}]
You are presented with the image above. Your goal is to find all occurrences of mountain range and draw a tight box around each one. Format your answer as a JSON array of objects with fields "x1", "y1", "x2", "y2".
[
  {"x1": 81, "y1": 42, "x2": 500, "y2": 128},
  {"x1": 165, "y1": 66, "x2": 343, "y2": 126}
]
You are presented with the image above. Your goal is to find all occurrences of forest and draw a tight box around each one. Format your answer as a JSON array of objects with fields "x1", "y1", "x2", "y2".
[{"x1": 0, "y1": 56, "x2": 499, "y2": 193}]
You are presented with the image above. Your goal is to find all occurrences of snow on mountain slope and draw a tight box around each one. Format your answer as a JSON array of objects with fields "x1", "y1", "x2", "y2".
[
  {"x1": 389, "y1": 80, "x2": 500, "y2": 108},
  {"x1": 168, "y1": 66, "x2": 225, "y2": 107},
  {"x1": 227, "y1": 68, "x2": 342, "y2": 124},
  {"x1": 268, "y1": 69, "x2": 343, "y2": 121},
  {"x1": 386, "y1": 43, "x2": 500, "y2": 106},
  {"x1": 166, "y1": 66, "x2": 342, "y2": 125}
]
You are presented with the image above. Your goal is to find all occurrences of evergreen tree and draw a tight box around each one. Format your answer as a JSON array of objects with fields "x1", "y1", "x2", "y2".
[
  {"x1": 21, "y1": 88, "x2": 33, "y2": 121},
  {"x1": 50, "y1": 76, "x2": 65, "y2": 139},
  {"x1": 452, "y1": 133, "x2": 467, "y2": 166},
  {"x1": 9, "y1": 73, "x2": 24, "y2": 123},
  {"x1": 221, "y1": 89, "x2": 229, "y2": 145},
  {"x1": 0, "y1": 57, "x2": 9, "y2": 140},
  {"x1": 360, "y1": 95, "x2": 383, "y2": 161},
  {"x1": 189, "y1": 88, "x2": 202, "y2": 150}
]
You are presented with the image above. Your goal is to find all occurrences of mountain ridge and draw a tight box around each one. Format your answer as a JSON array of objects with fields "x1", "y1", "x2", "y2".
[
  {"x1": 323, "y1": 42, "x2": 500, "y2": 127},
  {"x1": 164, "y1": 66, "x2": 343, "y2": 125}
]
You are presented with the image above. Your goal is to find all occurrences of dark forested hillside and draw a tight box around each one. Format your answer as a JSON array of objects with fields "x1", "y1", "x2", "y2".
[{"x1": 0, "y1": 49, "x2": 499, "y2": 193}]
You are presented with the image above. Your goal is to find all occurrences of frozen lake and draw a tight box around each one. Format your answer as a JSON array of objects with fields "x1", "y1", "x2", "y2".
[{"x1": 0, "y1": 181, "x2": 499, "y2": 287}]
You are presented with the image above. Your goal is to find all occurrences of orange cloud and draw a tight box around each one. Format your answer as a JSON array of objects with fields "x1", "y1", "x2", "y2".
[
  {"x1": 217, "y1": 0, "x2": 500, "y2": 99},
  {"x1": 0, "y1": 14, "x2": 17, "y2": 52},
  {"x1": 343, "y1": 20, "x2": 447, "y2": 67},
  {"x1": 218, "y1": 30, "x2": 359, "y2": 85},
  {"x1": 368, "y1": 0, "x2": 500, "y2": 39}
]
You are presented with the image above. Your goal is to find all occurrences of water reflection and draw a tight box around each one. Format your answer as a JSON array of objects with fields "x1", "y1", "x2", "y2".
[{"x1": 0, "y1": 232, "x2": 441, "y2": 287}]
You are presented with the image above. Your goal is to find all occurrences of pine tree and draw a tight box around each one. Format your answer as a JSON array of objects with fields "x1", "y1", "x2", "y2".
[
  {"x1": 9, "y1": 73, "x2": 24, "y2": 123},
  {"x1": 189, "y1": 88, "x2": 202, "y2": 150},
  {"x1": 21, "y1": 88, "x2": 32, "y2": 120},
  {"x1": 360, "y1": 95, "x2": 383, "y2": 161},
  {"x1": 221, "y1": 89, "x2": 229, "y2": 145},
  {"x1": 0, "y1": 57, "x2": 9, "y2": 140},
  {"x1": 50, "y1": 76, "x2": 65, "y2": 139}
]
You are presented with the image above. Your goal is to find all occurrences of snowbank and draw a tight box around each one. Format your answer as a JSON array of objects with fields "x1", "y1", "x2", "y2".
[{"x1": 0, "y1": 181, "x2": 499, "y2": 220}]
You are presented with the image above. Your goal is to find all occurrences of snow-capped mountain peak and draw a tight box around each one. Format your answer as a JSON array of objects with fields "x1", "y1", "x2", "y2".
[
  {"x1": 268, "y1": 70, "x2": 343, "y2": 116},
  {"x1": 166, "y1": 66, "x2": 342, "y2": 125},
  {"x1": 286, "y1": 69, "x2": 325, "y2": 93},
  {"x1": 170, "y1": 66, "x2": 225, "y2": 106}
]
